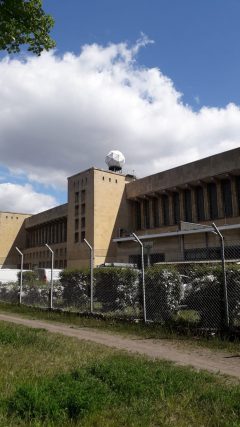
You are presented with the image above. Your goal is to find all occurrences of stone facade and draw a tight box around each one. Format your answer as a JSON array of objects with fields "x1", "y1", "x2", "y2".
[{"x1": 1, "y1": 147, "x2": 240, "y2": 269}]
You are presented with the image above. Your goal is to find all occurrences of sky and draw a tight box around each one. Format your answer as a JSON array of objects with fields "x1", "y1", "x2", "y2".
[{"x1": 0, "y1": 0, "x2": 240, "y2": 213}]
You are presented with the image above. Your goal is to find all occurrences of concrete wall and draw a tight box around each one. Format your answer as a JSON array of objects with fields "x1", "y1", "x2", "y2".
[
  {"x1": 0, "y1": 212, "x2": 31, "y2": 267},
  {"x1": 127, "y1": 147, "x2": 240, "y2": 199}
]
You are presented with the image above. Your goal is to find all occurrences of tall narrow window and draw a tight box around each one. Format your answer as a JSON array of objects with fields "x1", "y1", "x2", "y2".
[
  {"x1": 162, "y1": 195, "x2": 169, "y2": 226},
  {"x1": 184, "y1": 189, "x2": 192, "y2": 222},
  {"x1": 207, "y1": 183, "x2": 218, "y2": 219},
  {"x1": 75, "y1": 191, "x2": 79, "y2": 203},
  {"x1": 236, "y1": 176, "x2": 240, "y2": 214},
  {"x1": 135, "y1": 201, "x2": 141, "y2": 229},
  {"x1": 196, "y1": 186, "x2": 205, "y2": 221},
  {"x1": 143, "y1": 199, "x2": 150, "y2": 229},
  {"x1": 152, "y1": 198, "x2": 159, "y2": 228},
  {"x1": 75, "y1": 205, "x2": 79, "y2": 216},
  {"x1": 173, "y1": 192, "x2": 180, "y2": 224},
  {"x1": 221, "y1": 179, "x2": 233, "y2": 217}
]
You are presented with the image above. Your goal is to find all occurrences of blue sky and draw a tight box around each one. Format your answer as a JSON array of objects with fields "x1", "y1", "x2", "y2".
[
  {"x1": 0, "y1": 0, "x2": 240, "y2": 213},
  {"x1": 44, "y1": 0, "x2": 240, "y2": 108}
]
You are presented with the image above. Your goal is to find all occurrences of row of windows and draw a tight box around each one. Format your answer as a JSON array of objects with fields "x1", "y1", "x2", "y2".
[
  {"x1": 27, "y1": 220, "x2": 67, "y2": 247},
  {"x1": 74, "y1": 231, "x2": 86, "y2": 243},
  {"x1": 37, "y1": 259, "x2": 67, "y2": 268},
  {"x1": 75, "y1": 189, "x2": 86, "y2": 203},
  {"x1": 102, "y1": 176, "x2": 118, "y2": 183},
  {"x1": 5, "y1": 215, "x2": 19, "y2": 220},
  {"x1": 73, "y1": 177, "x2": 88, "y2": 189},
  {"x1": 134, "y1": 178, "x2": 239, "y2": 229},
  {"x1": 25, "y1": 247, "x2": 67, "y2": 259}
]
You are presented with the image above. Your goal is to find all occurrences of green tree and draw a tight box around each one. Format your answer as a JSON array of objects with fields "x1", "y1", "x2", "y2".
[{"x1": 0, "y1": 0, "x2": 55, "y2": 55}]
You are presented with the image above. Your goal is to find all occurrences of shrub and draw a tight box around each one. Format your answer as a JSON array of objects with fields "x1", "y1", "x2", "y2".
[
  {"x1": 94, "y1": 267, "x2": 140, "y2": 313},
  {"x1": 182, "y1": 264, "x2": 240, "y2": 328},
  {"x1": 145, "y1": 266, "x2": 182, "y2": 321},
  {"x1": 17, "y1": 270, "x2": 38, "y2": 285},
  {"x1": 59, "y1": 269, "x2": 90, "y2": 309}
]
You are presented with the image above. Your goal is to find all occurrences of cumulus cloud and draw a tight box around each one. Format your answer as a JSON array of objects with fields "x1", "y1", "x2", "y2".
[
  {"x1": 0, "y1": 37, "x2": 239, "y2": 191},
  {"x1": 0, "y1": 183, "x2": 57, "y2": 214}
]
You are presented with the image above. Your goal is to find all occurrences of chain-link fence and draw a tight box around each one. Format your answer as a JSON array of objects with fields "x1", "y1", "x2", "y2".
[{"x1": 0, "y1": 241, "x2": 240, "y2": 333}]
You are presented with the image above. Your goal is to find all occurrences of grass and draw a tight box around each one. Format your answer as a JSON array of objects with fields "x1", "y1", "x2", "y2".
[
  {"x1": 0, "y1": 321, "x2": 239, "y2": 426},
  {"x1": 0, "y1": 301, "x2": 240, "y2": 353}
]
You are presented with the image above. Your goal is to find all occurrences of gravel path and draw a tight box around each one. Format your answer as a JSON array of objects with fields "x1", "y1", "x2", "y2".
[{"x1": 0, "y1": 313, "x2": 239, "y2": 379}]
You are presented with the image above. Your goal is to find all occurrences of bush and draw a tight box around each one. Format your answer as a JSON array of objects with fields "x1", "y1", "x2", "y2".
[
  {"x1": 145, "y1": 266, "x2": 182, "y2": 322},
  {"x1": 17, "y1": 270, "x2": 38, "y2": 285},
  {"x1": 94, "y1": 267, "x2": 140, "y2": 313},
  {"x1": 59, "y1": 269, "x2": 90, "y2": 309},
  {"x1": 182, "y1": 264, "x2": 240, "y2": 328}
]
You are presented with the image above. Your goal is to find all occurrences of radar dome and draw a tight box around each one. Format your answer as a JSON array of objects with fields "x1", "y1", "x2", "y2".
[{"x1": 105, "y1": 150, "x2": 125, "y2": 172}]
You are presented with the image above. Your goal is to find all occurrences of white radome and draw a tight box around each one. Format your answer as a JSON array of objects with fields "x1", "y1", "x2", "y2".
[{"x1": 105, "y1": 150, "x2": 125, "y2": 169}]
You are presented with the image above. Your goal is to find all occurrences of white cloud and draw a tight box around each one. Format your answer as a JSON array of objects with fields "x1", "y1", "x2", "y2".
[
  {"x1": 0, "y1": 183, "x2": 56, "y2": 214},
  {"x1": 0, "y1": 37, "x2": 239, "y2": 190}
]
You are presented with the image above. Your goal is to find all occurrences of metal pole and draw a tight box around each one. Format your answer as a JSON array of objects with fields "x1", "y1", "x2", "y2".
[
  {"x1": 45, "y1": 243, "x2": 54, "y2": 309},
  {"x1": 84, "y1": 239, "x2": 94, "y2": 313},
  {"x1": 132, "y1": 233, "x2": 146, "y2": 323},
  {"x1": 212, "y1": 223, "x2": 229, "y2": 329},
  {"x1": 16, "y1": 247, "x2": 23, "y2": 304}
]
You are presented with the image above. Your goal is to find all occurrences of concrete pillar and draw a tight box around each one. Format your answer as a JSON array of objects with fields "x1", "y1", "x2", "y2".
[{"x1": 140, "y1": 200, "x2": 144, "y2": 229}]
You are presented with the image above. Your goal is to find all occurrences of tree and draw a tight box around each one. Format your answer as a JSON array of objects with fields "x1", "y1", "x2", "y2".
[{"x1": 0, "y1": 0, "x2": 55, "y2": 55}]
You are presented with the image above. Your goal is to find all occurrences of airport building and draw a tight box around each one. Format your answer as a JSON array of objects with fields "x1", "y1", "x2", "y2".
[{"x1": 1, "y1": 147, "x2": 240, "y2": 269}]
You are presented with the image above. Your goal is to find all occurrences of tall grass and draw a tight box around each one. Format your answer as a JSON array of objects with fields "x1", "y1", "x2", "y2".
[{"x1": 0, "y1": 321, "x2": 239, "y2": 426}]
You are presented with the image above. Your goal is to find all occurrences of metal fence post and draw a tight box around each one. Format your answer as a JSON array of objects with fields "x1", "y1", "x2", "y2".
[
  {"x1": 45, "y1": 243, "x2": 54, "y2": 310},
  {"x1": 131, "y1": 233, "x2": 146, "y2": 323},
  {"x1": 15, "y1": 247, "x2": 23, "y2": 304},
  {"x1": 84, "y1": 239, "x2": 94, "y2": 313},
  {"x1": 212, "y1": 223, "x2": 229, "y2": 329}
]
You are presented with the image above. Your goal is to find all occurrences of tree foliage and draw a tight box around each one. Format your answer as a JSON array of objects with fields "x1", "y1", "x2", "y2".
[{"x1": 0, "y1": 0, "x2": 55, "y2": 55}]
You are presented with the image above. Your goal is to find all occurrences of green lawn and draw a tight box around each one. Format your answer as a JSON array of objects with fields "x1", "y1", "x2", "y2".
[
  {"x1": 0, "y1": 320, "x2": 239, "y2": 426},
  {"x1": 0, "y1": 301, "x2": 239, "y2": 353}
]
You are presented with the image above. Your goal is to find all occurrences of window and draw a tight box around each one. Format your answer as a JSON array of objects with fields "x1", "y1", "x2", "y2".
[
  {"x1": 135, "y1": 201, "x2": 141, "y2": 229},
  {"x1": 162, "y1": 195, "x2": 169, "y2": 225},
  {"x1": 75, "y1": 218, "x2": 79, "y2": 230},
  {"x1": 153, "y1": 198, "x2": 159, "y2": 228},
  {"x1": 143, "y1": 199, "x2": 150, "y2": 228},
  {"x1": 74, "y1": 232, "x2": 79, "y2": 243},
  {"x1": 81, "y1": 204, "x2": 85, "y2": 215},
  {"x1": 81, "y1": 189, "x2": 86, "y2": 202},
  {"x1": 109, "y1": 178, "x2": 111, "y2": 182},
  {"x1": 196, "y1": 187, "x2": 205, "y2": 221},
  {"x1": 115, "y1": 179, "x2": 118, "y2": 183},
  {"x1": 184, "y1": 189, "x2": 192, "y2": 222},
  {"x1": 81, "y1": 217, "x2": 85, "y2": 228},
  {"x1": 102, "y1": 176, "x2": 105, "y2": 181},
  {"x1": 207, "y1": 183, "x2": 218, "y2": 219},
  {"x1": 221, "y1": 179, "x2": 233, "y2": 217},
  {"x1": 81, "y1": 231, "x2": 86, "y2": 242},
  {"x1": 173, "y1": 192, "x2": 180, "y2": 224},
  {"x1": 75, "y1": 191, "x2": 79, "y2": 203},
  {"x1": 236, "y1": 176, "x2": 240, "y2": 214},
  {"x1": 75, "y1": 205, "x2": 79, "y2": 216}
]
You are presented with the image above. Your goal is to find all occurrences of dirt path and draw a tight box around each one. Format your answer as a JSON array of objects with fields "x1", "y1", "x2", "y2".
[{"x1": 0, "y1": 313, "x2": 239, "y2": 379}]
